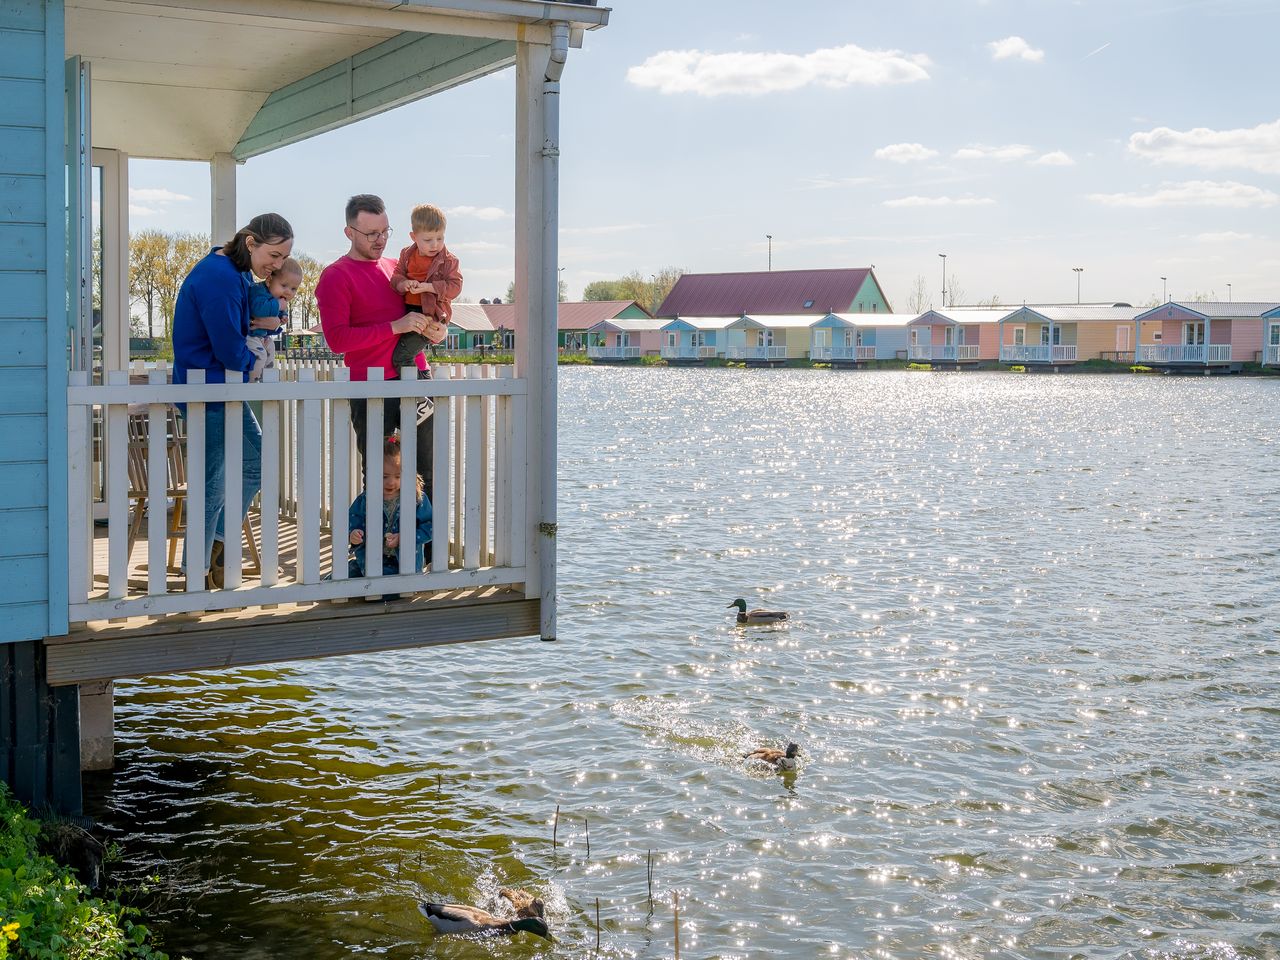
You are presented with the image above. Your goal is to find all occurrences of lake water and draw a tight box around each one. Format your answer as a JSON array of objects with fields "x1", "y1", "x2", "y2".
[{"x1": 86, "y1": 368, "x2": 1280, "y2": 959}]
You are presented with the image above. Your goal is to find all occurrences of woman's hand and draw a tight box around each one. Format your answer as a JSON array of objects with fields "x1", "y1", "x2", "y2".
[
  {"x1": 424, "y1": 316, "x2": 448, "y2": 343},
  {"x1": 385, "y1": 533, "x2": 400, "y2": 550},
  {"x1": 350, "y1": 529, "x2": 364, "y2": 545}
]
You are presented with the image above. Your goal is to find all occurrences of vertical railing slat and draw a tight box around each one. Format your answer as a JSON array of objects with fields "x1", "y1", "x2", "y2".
[
  {"x1": 431, "y1": 365, "x2": 450, "y2": 574},
  {"x1": 451, "y1": 365, "x2": 465, "y2": 567},
  {"x1": 259, "y1": 368, "x2": 281, "y2": 588},
  {"x1": 463, "y1": 366, "x2": 483, "y2": 570},
  {"x1": 331, "y1": 368, "x2": 351, "y2": 581},
  {"x1": 365, "y1": 369, "x2": 384, "y2": 583},
  {"x1": 509, "y1": 389, "x2": 528, "y2": 570},
  {"x1": 494, "y1": 366, "x2": 512, "y2": 567},
  {"x1": 146, "y1": 368, "x2": 168, "y2": 596},
  {"x1": 480, "y1": 364, "x2": 493, "y2": 566},
  {"x1": 223, "y1": 371, "x2": 243, "y2": 590},
  {"x1": 106, "y1": 371, "x2": 129, "y2": 601},
  {"x1": 67, "y1": 371, "x2": 92, "y2": 610},
  {"x1": 398, "y1": 371, "x2": 418, "y2": 577},
  {"x1": 185, "y1": 370, "x2": 206, "y2": 593},
  {"x1": 298, "y1": 368, "x2": 321, "y2": 584}
]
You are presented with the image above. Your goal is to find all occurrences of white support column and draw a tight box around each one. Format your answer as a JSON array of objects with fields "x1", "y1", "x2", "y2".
[
  {"x1": 79, "y1": 680, "x2": 114, "y2": 772},
  {"x1": 211, "y1": 152, "x2": 238, "y2": 246},
  {"x1": 515, "y1": 32, "x2": 566, "y2": 642}
]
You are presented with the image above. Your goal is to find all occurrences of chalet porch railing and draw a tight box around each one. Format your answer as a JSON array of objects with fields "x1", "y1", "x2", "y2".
[
  {"x1": 587, "y1": 346, "x2": 641, "y2": 359},
  {"x1": 67, "y1": 363, "x2": 527, "y2": 623},
  {"x1": 1000, "y1": 344, "x2": 1079, "y2": 363},
  {"x1": 724, "y1": 345, "x2": 786, "y2": 360},
  {"x1": 1137, "y1": 343, "x2": 1232, "y2": 364},
  {"x1": 909, "y1": 344, "x2": 980, "y2": 361},
  {"x1": 660, "y1": 345, "x2": 701, "y2": 359},
  {"x1": 1264, "y1": 344, "x2": 1280, "y2": 366},
  {"x1": 811, "y1": 345, "x2": 876, "y2": 361}
]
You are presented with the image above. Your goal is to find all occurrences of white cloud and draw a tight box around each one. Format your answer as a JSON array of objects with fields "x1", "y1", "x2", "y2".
[
  {"x1": 796, "y1": 176, "x2": 875, "y2": 190},
  {"x1": 626, "y1": 43, "x2": 931, "y2": 96},
  {"x1": 1089, "y1": 180, "x2": 1279, "y2": 208},
  {"x1": 1194, "y1": 231, "x2": 1257, "y2": 243},
  {"x1": 874, "y1": 142, "x2": 939, "y2": 163},
  {"x1": 883, "y1": 195, "x2": 996, "y2": 208},
  {"x1": 128, "y1": 204, "x2": 159, "y2": 217},
  {"x1": 560, "y1": 223, "x2": 648, "y2": 236},
  {"x1": 129, "y1": 187, "x2": 191, "y2": 204},
  {"x1": 953, "y1": 143, "x2": 1036, "y2": 162},
  {"x1": 1034, "y1": 150, "x2": 1075, "y2": 166},
  {"x1": 1127, "y1": 118, "x2": 1280, "y2": 175},
  {"x1": 988, "y1": 36, "x2": 1045, "y2": 62},
  {"x1": 446, "y1": 205, "x2": 508, "y2": 221}
]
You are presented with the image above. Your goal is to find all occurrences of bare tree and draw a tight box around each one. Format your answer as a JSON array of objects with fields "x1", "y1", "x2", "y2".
[
  {"x1": 129, "y1": 230, "x2": 170, "y2": 336},
  {"x1": 905, "y1": 274, "x2": 930, "y2": 313},
  {"x1": 945, "y1": 275, "x2": 967, "y2": 308}
]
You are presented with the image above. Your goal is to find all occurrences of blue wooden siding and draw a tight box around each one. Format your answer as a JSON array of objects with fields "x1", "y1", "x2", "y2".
[{"x1": 0, "y1": 0, "x2": 64, "y2": 643}]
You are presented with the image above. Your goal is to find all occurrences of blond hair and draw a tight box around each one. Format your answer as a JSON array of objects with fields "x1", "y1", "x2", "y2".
[
  {"x1": 276, "y1": 257, "x2": 303, "y2": 280},
  {"x1": 410, "y1": 203, "x2": 446, "y2": 234}
]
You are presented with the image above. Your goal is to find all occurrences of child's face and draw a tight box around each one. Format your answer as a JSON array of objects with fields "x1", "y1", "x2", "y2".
[
  {"x1": 411, "y1": 229, "x2": 445, "y2": 258},
  {"x1": 382, "y1": 456, "x2": 402, "y2": 498},
  {"x1": 269, "y1": 271, "x2": 301, "y2": 302}
]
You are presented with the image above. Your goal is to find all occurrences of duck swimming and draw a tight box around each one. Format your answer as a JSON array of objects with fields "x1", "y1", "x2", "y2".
[
  {"x1": 498, "y1": 887, "x2": 546, "y2": 920},
  {"x1": 727, "y1": 598, "x2": 789, "y2": 625},
  {"x1": 417, "y1": 901, "x2": 552, "y2": 940},
  {"x1": 744, "y1": 742, "x2": 801, "y2": 771}
]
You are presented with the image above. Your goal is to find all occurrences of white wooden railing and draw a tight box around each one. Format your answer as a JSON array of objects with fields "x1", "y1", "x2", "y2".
[
  {"x1": 725, "y1": 345, "x2": 786, "y2": 360},
  {"x1": 1137, "y1": 343, "x2": 1231, "y2": 364},
  {"x1": 812, "y1": 345, "x2": 877, "y2": 361},
  {"x1": 587, "y1": 346, "x2": 641, "y2": 359},
  {"x1": 66, "y1": 363, "x2": 527, "y2": 623},
  {"x1": 660, "y1": 345, "x2": 704, "y2": 359},
  {"x1": 1000, "y1": 344, "x2": 1079, "y2": 363},
  {"x1": 1266, "y1": 344, "x2": 1280, "y2": 366},
  {"x1": 909, "y1": 344, "x2": 979, "y2": 361}
]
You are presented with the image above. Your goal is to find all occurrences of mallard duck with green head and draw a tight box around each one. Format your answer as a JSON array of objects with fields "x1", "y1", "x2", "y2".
[
  {"x1": 417, "y1": 901, "x2": 552, "y2": 940},
  {"x1": 498, "y1": 887, "x2": 546, "y2": 920},
  {"x1": 744, "y1": 742, "x2": 801, "y2": 771},
  {"x1": 727, "y1": 598, "x2": 789, "y2": 625}
]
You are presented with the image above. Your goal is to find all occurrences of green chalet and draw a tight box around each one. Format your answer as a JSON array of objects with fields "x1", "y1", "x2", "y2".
[{"x1": 483, "y1": 299, "x2": 651, "y2": 352}]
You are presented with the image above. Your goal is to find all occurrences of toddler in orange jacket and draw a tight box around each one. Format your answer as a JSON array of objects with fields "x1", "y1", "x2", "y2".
[{"x1": 389, "y1": 203, "x2": 463, "y2": 377}]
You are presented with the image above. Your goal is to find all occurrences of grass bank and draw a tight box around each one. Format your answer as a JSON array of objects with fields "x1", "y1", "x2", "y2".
[{"x1": 0, "y1": 786, "x2": 173, "y2": 960}]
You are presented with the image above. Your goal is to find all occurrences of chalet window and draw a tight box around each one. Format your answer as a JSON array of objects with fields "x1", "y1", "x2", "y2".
[{"x1": 803, "y1": 299, "x2": 815, "y2": 308}]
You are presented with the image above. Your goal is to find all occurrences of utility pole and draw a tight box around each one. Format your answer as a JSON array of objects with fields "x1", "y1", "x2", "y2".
[
  {"x1": 1161, "y1": 276, "x2": 1167, "y2": 302},
  {"x1": 766, "y1": 234, "x2": 772, "y2": 271},
  {"x1": 938, "y1": 253, "x2": 947, "y2": 307},
  {"x1": 1073, "y1": 266, "x2": 1084, "y2": 304}
]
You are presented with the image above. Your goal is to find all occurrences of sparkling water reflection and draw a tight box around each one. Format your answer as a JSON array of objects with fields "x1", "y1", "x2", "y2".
[{"x1": 88, "y1": 369, "x2": 1280, "y2": 959}]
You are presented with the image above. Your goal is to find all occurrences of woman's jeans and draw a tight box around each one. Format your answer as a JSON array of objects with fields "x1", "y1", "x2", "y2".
[{"x1": 182, "y1": 401, "x2": 263, "y2": 573}]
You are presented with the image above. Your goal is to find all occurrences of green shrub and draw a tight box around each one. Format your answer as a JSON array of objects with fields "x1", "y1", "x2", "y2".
[
  {"x1": 907, "y1": 362, "x2": 931, "y2": 371},
  {"x1": 638, "y1": 354, "x2": 667, "y2": 366},
  {"x1": 0, "y1": 787, "x2": 170, "y2": 960},
  {"x1": 557, "y1": 353, "x2": 592, "y2": 365}
]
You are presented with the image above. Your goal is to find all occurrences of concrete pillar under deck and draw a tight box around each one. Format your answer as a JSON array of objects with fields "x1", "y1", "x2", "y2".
[{"x1": 79, "y1": 680, "x2": 114, "y2": 772}]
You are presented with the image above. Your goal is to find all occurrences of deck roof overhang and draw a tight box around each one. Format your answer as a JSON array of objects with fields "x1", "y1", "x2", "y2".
[
  {"x1": 1133, "y1": 302, "x2": 1210, "y2": 324},
  {"x1": 66, "y1": 0, "x2": 608, "y2": 161}
]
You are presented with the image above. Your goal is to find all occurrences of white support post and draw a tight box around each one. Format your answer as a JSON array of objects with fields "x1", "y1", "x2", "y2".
[
  {"x1": 260, "y1": 368, "x2": 281, "y2": 587},
  {"x1": 515, "y1": 31, "x2": 565, "y2": 641},
  {"x1": 186, "y1": 370, "x2": 206, "y2": 592},
  {"x1": 211, "y1": 152, "x2": 238, "y2": 247}
]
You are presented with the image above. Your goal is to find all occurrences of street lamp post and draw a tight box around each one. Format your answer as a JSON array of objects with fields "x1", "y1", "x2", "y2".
[
  {"x1": 1227, "y1": 282, "x2": 1232, "y2": 304},
  {"x1": 766, "y1": 234, "x2": 772, "y2": 271},
  {"x1": 938, "y1": 253, "x2": 947, "y2": 307},
  {"x1": 1073, "y1": 266, "x2": 1084, "y2": 304},
  {"x1": 1161, "y1": 276, "x2": 1167, "y2": 302}
]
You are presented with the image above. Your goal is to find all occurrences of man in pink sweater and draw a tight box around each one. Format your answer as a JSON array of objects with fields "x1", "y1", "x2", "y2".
[{"x1": 316, "y1": 194, "x2": 447, "y2": 489}]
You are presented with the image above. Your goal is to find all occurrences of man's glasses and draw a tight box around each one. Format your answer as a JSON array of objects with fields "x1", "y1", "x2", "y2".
[{"x1": 354, "y1": 227, "x2": 393, "y2": 242}]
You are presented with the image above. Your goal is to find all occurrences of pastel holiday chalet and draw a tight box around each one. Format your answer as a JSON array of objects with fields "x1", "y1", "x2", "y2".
[
  {"x1": 659, "y1": 315, "x2": 737, "y2": 361},
  {"x1": 811, "y1": 313, "x2": 914, "y2": 363},
  {"x1": 485, "y1": 299, "x2": 650, "y2": 353},
  {"x1": 907, "y1": 308, "x2": 1006, "y2": 364},
  {"x1": 658, "y1": 267, "x2": 892, "y2": 319},
  {"x1": 586, "y1": 316, "x2": 667, "y2": 360},
  {"x1": 0, "y1": 0, "x2": 609, "y2": 815},
  {"x1": 998, "y1": 304, "x2": 1154, "y2": 366},
  {"x1": 1262, "y1": 305, "x2": 1280, "y2": 367},
  {"x1": 1134, "y1": 301, "x2": 1278, "y2": 370}
]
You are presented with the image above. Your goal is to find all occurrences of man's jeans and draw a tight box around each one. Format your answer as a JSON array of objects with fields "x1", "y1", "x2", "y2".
[{"x1": 182, "y1": 401, "x2": 263, "y2": 573}]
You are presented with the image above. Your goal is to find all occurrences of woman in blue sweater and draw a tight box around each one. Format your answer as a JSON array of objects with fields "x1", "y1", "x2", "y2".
[{"x1": 173, "y1": 213, "x2": 293, "y2": 586}]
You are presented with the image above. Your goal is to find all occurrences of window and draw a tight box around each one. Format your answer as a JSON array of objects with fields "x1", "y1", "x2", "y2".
[
  {"x1": 803, "y1": 299, "x2": 815, "y2": 309},
  {"x1": 665, "y1": 331, "x2": 678, "y2": 348},
  {"x1": 1013, "y1": 326, "x2": 1025, "y2": 346},
  {"x1": 1184, "y1": 321, "x2": 1205, "y2": 345},
  {"x1": 446, "y1": 333, "x2": 460, "y2": 350},
  {"x1": 691, "y1": 331, "x2": 705, "y2": 348},
  {"x1": 1040, "y1": 326, "x2": 1050, "y2": 346},
  {"x1": 1270, "y1": 323, "x2": 1280, "y2": 346}
]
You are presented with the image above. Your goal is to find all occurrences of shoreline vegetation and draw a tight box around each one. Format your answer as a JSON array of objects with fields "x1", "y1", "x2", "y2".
[{"x1": 0, "y1": 786, "x2": 174, "y2": 960}]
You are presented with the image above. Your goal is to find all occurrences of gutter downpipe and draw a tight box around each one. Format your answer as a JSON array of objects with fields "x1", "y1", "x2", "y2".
[{"x1": 539, "y1": 23, "x2": 568, "y2": 641}]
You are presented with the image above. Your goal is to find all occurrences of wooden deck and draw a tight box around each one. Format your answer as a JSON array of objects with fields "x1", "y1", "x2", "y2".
[{"x1": 46, "y1": 512, "x2": 537, "y2": 687}]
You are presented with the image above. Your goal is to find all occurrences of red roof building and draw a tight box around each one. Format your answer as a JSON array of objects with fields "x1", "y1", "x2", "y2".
[{"x1": 657, "y1": 268, "x2": 891, "y2": 318}]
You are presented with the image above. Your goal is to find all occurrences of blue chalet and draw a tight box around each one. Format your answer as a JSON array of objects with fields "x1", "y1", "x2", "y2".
[{"x1": 0, "y1": 0, "x2": 609, "y2": 813}]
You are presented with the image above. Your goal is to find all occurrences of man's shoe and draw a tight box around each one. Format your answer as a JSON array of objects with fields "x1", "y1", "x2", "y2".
[{"x1": 208, "y1": 539, "x2": 225, "y2": 589}]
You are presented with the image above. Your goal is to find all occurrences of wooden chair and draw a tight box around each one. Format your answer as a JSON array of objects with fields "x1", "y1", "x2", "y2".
[{"x1": 125, "y1": 410, "x2": 261, "y2": 576}]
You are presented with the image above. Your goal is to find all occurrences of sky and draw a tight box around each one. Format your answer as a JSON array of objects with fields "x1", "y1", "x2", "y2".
[{"x1": 128, "y1": 0, "x2": 1280, "y2": 310}]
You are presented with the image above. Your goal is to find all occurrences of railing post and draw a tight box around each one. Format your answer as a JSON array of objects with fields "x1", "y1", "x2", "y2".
[
  {"x1": 67, "y1": 372, "x2": 92, "y2": 613},
  {"x1": 364, "y1": 369, "x2": 384, "y2": 586},
  {"x1": 297, "y1": 369, "x2": 322, "y2": 584},
  {"x1": 431, "y1": 364, "x2": 451, "y2": 574},
  {"x1": 398, "y1": 366, "x2": 418, "y2": 576},
  {"x1": 223, "y1": 371, "x2": 243, "y2": 590},
  {"x1": 330, "y1": 368, "x2": 351, "y2": 581},
  {"x1": 463, "y1": 365, "x2": 483, "y2": 569},
  {"x1": 105, "y1": 371, "x2": 129, "y2": 601}
]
